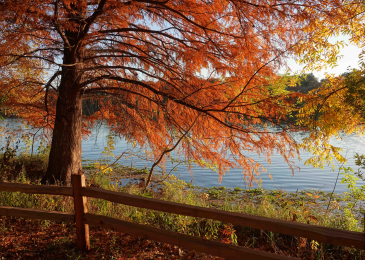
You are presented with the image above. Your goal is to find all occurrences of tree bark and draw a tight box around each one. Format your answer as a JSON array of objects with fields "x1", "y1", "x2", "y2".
[
  {"x1": 40, "y1": 2, "x2": 87, "y2": 185},
  {"x1": 41, "y1": 52, "x2": 84, "y2": 185}
]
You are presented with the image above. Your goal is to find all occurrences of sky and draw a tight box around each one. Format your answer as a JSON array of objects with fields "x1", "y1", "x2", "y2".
[
  {"x1": 198, "y1": 35, "x2": 363, "y2": 81},
  {"x1": 287, "y1": 35, "x2": 363, "y2": 80}
]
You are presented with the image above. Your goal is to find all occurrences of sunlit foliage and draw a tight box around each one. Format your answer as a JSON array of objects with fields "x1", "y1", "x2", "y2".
[{"x1": 0, "y1": 0, "x2": 345, "y2": 183}]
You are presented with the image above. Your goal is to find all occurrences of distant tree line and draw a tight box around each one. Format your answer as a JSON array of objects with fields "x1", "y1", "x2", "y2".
[{"x1": 290, "y1": 73, "x2": 322, "y2": 94}]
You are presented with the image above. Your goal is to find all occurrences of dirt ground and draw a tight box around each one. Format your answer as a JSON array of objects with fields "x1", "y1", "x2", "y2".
[{"x1": 0, "y1": 216, "x2": 224, "y2": 260}]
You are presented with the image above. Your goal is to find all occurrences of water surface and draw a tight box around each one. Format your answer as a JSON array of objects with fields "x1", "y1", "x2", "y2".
[{"x1": 3, "y1": 119, "x2": 365, "y2": 192}]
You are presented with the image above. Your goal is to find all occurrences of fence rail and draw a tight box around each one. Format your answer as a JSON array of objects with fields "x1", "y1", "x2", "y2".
[
  {"x1": 0, "y1": 174, "x2": 364, "y2": 259},
  {"x1": 82, "y1": 186, "x2": 365, "y2": 250},
  {"x1": 0, "y1": 182, "x2": 73, "y2": 196},
  {"x1": 0, "y1": 206, "x2": 74, "y2": 223},
  {"x1": 84, "y1": 213, "x2": 296, "y2": 260}
]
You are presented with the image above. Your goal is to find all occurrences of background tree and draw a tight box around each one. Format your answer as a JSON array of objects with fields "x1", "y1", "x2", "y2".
[
  {"x1": 290, "y1": 73, "x2": 321, "y2": 94},
  {"x1": 0, "y1": 0, "x2": 344, "y2": 185},
  {"x1": 296, "y1": 1, "x2": 365, "y2": 168}
]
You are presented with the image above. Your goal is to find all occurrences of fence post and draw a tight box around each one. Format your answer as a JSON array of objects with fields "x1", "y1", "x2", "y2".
[{"x1": 72, "y1": 173, "x2": 90, "y2": 251}]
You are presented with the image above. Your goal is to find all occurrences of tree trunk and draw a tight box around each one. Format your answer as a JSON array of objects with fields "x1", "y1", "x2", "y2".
[
  {"x1": 41, "y1": 59, "x2": 83, "y2": 185},
  {"x1": 40, "y1": 4, "x2": 87, "y2": 185}
]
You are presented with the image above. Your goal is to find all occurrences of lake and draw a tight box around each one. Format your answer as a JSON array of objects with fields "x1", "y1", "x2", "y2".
[{"x1": 2, "y1": 119, "x2": 365, "y2": 192}]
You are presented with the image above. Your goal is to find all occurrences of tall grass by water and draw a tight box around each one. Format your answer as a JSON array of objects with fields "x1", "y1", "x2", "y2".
[{"x1": 0, "y1": 152, "x2": 364, "y2": 259}]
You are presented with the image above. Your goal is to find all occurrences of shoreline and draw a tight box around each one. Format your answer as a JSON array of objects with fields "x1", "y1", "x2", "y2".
[{"x1": 1, "y1": 157, "x2": 364, "y2": 259}]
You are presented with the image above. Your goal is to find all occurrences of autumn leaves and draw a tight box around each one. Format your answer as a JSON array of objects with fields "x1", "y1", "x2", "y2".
[{"x1": 0, "y1": 0, "x2": 359, "y2": 184}]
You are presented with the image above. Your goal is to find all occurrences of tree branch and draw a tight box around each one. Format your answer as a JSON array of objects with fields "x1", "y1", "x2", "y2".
[{"x1": 145, "y1": 113, "x2": 200, "y2": 188}]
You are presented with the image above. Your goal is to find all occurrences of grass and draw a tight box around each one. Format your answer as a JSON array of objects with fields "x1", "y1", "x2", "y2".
[{"x1": 0, "y1": 153, "x2": 364, "y2": 259}]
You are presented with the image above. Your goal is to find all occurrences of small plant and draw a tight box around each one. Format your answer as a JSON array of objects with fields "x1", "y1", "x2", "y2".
[{"x1": 220, "y1": 223, "x2": 237, "y2": 245}]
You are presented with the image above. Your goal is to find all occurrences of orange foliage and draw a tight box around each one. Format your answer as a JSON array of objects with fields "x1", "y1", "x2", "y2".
[{"x1": 0, "y1": 0, "x2": 345, "y2": 183}]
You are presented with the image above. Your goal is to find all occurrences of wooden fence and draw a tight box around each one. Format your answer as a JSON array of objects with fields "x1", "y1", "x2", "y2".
[{"x1": 1, "y1": 173, "x2": 365, "y2": 260}]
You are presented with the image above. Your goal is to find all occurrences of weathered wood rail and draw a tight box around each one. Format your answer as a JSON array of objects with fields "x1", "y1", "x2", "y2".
[{"x1": 0, "y1": 174, "x2": 364, "y2": 259}]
